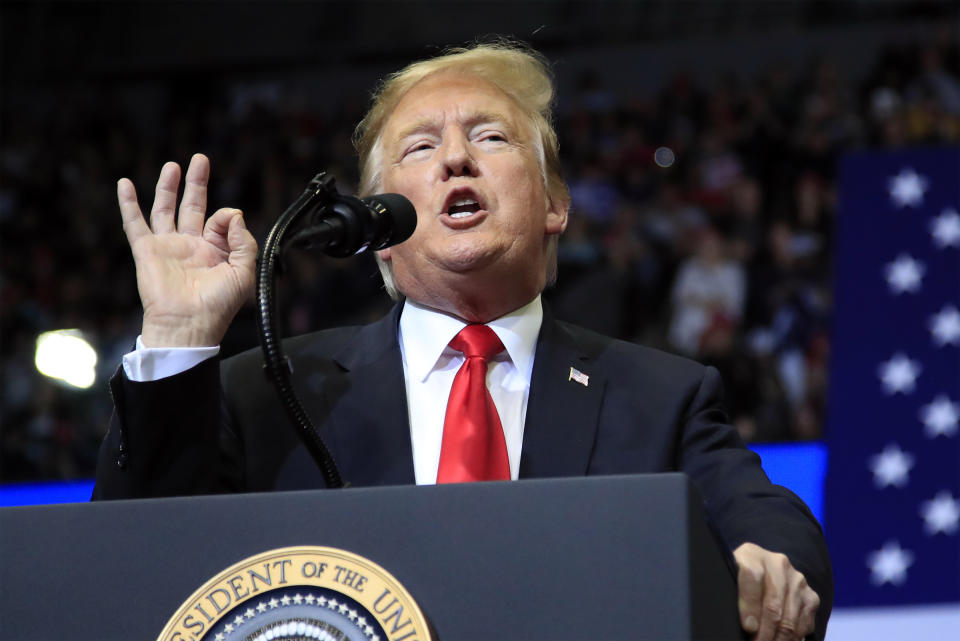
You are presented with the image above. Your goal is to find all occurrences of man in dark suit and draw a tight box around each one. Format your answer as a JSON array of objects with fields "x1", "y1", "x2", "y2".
[{"x1": 95, "y1": 42, "x2": 831, "y2": 641}]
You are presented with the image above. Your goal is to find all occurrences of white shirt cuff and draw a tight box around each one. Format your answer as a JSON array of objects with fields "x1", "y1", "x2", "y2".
[{"x1": 122, "y1": 336, "x2": 220, "y2": 382}]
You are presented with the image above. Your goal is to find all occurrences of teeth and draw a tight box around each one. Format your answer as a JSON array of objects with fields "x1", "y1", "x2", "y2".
[{"x1": 446, "y1": 195, "x2": 482, "y2": 218}]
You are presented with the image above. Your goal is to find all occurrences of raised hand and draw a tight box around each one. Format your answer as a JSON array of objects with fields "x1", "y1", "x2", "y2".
[{"x1": 118, "y1": 153, "x2": 258, "y2": 347}]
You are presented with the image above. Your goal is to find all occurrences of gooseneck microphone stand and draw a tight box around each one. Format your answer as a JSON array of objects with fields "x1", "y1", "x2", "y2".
[
  {"x1": 256, "y1": 172, "x2": 417, "y2": 488},
  {"x1": 256, "y1": 173, "x2": 347, "y2": 488},
  {"x1": 257, "y1": 173, "x2": 415, "y2": 489}
]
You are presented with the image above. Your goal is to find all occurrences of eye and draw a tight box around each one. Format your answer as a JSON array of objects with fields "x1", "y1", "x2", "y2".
[
  {"x1": 402, "y1": 141, "x2": 434, "y2": 158},
  {"x1": 477, "y1": 131, "x2": 507, "y2": 144}
]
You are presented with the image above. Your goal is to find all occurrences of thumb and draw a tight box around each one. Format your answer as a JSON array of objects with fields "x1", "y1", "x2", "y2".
[
  {"x1": 227, "y1": 212, "x2": 258, "y2": 273},
  {"x1": 227, "y1": 213, "x2": 258, "y2": 302},
  {"x1": 737, "y1": 563, "x2": 764, "y2": 635}
]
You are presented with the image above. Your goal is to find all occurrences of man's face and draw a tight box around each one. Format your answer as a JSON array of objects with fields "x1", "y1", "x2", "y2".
[{"x1": 376, "y1": 73, "x2": 567, "y2": 315}]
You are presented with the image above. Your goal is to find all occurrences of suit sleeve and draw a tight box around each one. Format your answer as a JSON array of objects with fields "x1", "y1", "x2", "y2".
[
  {"x1": 678, "y1": 366, "x2": 834, "y2": 641},
  {"x1": 91, "y1": 358, "x2": 244, "y2": 499}
]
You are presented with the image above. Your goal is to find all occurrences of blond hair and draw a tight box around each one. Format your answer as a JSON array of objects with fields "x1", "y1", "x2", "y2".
[{"x1": 354, "y1": 39, "x2": 570, "y2": 298}]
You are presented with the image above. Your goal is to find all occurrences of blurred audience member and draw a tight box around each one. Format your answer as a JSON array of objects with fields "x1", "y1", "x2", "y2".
[{"x1": 668, "y1": 227, "x2": 746, "y2": 357}]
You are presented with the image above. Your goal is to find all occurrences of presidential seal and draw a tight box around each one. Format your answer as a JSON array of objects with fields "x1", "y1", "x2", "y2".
[{"x1": 158, "y1": 546, "x2": 432, "y2": 641}]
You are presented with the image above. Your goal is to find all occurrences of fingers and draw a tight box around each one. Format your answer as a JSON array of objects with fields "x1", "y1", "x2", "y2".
[
  {"x1": 201, "y1": 208, "x2": 258, "y2": 303},
  {"x1": 130, "y1": 155, "x2": 218, "y2": 238},
  {"x1": 117, "y1": 178, "x2": 150, "y2": 245},
  {"x1": 775, "y1": 574, "x2": 815, "y2": 641},
  {"x1": 737, "y1": 559, "x2": 764, "y2": 637},
  {"x1": 178, "y1": 153, "x2": 210, "y2": 236},
  {"x1": 771, "y1": 560, "x2": 819, "y2": 641},
  {"x1": 204, "y1": 207, "x2": 258, "y2": 268},
  {"x1": 771, "y1": 559, "x2": 803, "y2": 641},
  {"x1": 756, "y1": 554, "x2": 786, "y2": 641},
  {"x1": 203, "y1": 208, "x2": 243, "y2": 253},
  {"x1": 735, "y1": 543, "x2": 819, "y2": 641},
  {"x1": 797, "y1": 583, "x2": 820, "y2": 640},
  {"x1": 150, "y1": 161, "x2": 181, "y2": 233}
]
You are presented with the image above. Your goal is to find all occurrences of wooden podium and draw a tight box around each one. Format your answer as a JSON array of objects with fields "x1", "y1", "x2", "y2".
[{"x1": 0, "y1": 473, "x2": 744, "y2": 640}]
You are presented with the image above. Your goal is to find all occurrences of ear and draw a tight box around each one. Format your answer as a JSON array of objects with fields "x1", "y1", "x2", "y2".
[{"x1": 544, "y1": 194, "x2": 569, "y2": 236}]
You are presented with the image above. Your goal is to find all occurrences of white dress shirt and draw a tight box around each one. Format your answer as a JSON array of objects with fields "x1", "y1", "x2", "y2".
[
  {"x1": 122, "y1": 296, "x2": 543, "y2": 485},
  {"x1": 398, "y1": 297, "x2": 542, "y2": 484}
]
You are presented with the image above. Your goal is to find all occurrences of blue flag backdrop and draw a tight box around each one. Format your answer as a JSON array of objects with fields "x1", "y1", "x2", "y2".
[{"x1": 826, "y1": 146, "x2": 960, "y2": 607}]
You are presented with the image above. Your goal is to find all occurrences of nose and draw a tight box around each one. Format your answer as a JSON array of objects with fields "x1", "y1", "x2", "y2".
[{"x1": 439, "y1": 132, "x2": 477, "y2": 179}]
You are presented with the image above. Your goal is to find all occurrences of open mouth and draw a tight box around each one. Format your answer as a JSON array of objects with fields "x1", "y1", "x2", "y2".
[
  {"x1": 447, "y1": 197, "x2": 482, "y2": 219},
  {"x1": 442, "y1": 189, "x2": 487, "y2": 221}
]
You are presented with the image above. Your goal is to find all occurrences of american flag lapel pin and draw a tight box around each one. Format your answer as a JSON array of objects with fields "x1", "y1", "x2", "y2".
[{"x1": 568, "y1": 367, "x2": 589, "y2": 387}]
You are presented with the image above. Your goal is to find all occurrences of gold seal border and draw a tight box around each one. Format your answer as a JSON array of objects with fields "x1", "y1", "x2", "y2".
[{"x1": 157, "y1": 545, "x2": 432, "y2": 641}]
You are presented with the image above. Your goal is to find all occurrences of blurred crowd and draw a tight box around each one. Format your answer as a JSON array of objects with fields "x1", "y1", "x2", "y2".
[{"x1": 2, "y1": 29, "x2": 958, "y2": 482}]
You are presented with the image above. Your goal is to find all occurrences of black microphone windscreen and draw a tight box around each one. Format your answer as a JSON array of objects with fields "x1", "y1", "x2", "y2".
[{"x1": 362, "y1": 193, "x2": 417, "y2": 248}]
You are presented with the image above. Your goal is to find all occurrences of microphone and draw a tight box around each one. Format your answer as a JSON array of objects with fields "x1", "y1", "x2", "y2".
[{"x1": 285, "y1": 193, "x2": 417, "y2": 257}]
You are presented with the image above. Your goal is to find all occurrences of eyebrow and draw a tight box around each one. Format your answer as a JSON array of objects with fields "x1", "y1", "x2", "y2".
[{"x1": 393, "y1": 109, "x2": 515, "y2": 142}]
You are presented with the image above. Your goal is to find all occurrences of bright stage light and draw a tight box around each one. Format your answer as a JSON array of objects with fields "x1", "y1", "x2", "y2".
[{"x1": 34, "y1": 329, "x2": 98, "y2": 389}]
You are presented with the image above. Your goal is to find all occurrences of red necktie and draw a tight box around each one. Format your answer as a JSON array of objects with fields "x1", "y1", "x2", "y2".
[{"x1": 437, "y1": 324, "x2": 510, "y2": 483}]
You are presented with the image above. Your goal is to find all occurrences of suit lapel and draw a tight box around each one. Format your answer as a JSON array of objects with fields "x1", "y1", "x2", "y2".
[
  {"x1": 322, "y1": 303, "x2": 416, "y2": 487},
  {"x1": 309, "y1": 302, "x2": 606, "y2": 484},
  {"x1": 519, "y1": 307, "x2": 606, "y2": 478}
]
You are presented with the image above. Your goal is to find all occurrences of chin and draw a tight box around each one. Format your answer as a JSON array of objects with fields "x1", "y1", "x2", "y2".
[{"x1": 436, "y1": 243, "x2": 503, "y2": 274}]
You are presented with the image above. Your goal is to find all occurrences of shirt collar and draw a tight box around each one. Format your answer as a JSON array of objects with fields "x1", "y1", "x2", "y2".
[{"x1": 399, "y1": 296, "x2": 543, "y2": 384}]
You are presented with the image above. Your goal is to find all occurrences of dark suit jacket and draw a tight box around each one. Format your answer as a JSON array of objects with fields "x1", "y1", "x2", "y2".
[{"x1": 94, "y1": 302, "x2": 832, "y2": 637}]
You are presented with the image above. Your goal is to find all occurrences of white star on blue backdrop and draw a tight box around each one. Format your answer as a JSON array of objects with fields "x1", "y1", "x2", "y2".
[
  {"x1": 878, "y1": 353, "x2": 921, "y2": 395},
  {"x1": 920, "y1": 492, "x2": 960, "y2": 535},
  {"x1": 929, "y1": 305, "x2": 960, "y2": 347},
  {"x1": 884, "y1": 254, "x2": 925, "y2": 294},
  {"x1": 920, "y1": 396, "x2": 959, "y2": 438},
  {"x1": 887, "y1": 168, "x2": 929, "y2": 208},
  {"x1": 867, "y1": 541, "x2": 914, "y2": 586},
  {"x1": 930, "y1": 209, "x2": 960, "y2": 248},
  {"x1": 869, "y1": 443, "x2": 914, "y2": 488}
]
